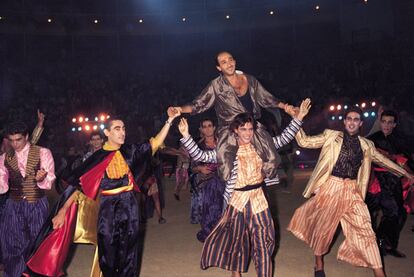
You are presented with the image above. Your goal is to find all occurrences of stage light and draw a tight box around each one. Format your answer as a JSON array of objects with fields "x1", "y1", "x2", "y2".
[
  {"x1": 315, "y1": 5, "x2": 320, "y2": 10},
  {"x1": 0, "y1": 17, "x2": 3, "y2": 20},
  {"x1": 331, "y1": 116, "x2": 335, "y2": 120},
  {"x1": 329, "y1": 105, "x2": 335, "y2": 111},
  {"x1": 100, "y1": 115, "x2": 106, "y2": 121},
  {"x1": 364, "y1": 0, "x2": 368, "y2": 3},
  {"x1": 71, "y1": 127, "x2": 76, "y2": 132},
  {"x1": 226, "y1": 15, "x2": 230, "y2": 19},
  {"x1": 364, "y1": 112, "x2": 369, "y2": 118},
  {"x1": 269, "y1": 11, "x2": 275, "y2": 15},
  {"x1": 78, "y1": 127, "x2": 82, "y2": 131},
  {"x1": 93, "y1": 125, "x2": 98, "y2": 130},
  {"x1": 182, "y1": 17, "x2": 186, "y2": 22},
  {"x1": 72, "y1": 118, "x2": 76, "y2": 123},
  {"x1": 295, "y1": 150, "x2": 301, "y2": 156},
  {"x1": 344, "y1": 105, "x2": 348, "y2": 109},
  {"x1": 355, "y1": 104, "x2": 359, "y2": 107},
  {"x1": 139, "y1": 19, "x2": 143, "y2": 23},
  {"x1": 371, "y1": 101, "x2": 376, "y2": 107},
  {"x1": 371, "y1": 112, "x2": 376, "y2": 117},
  {"x1": 47, "y1": 18, "x2": 52, "y2": 23},
  {"x1": 85, "y1": 117, "x2": 89, "y2": 122},
  {"x1": 361, "y1": 102, "x2": 366, "y2": 108},
  {"x1": 95, "y1": 117, "x2": 98, "y2": 121},
  {"x1": 85, "y1": 125, "x2": 90, "y2": 131},
  {"x1": 94, "y1": 19, "x2": 99, "y2": 24},
  {"x1": 100, "y1": 124, "x2": 105, "y2": 130},
  {"x1": 79, "y1": 117, "x2": 84, "y2": 123},
  {"x1": 339, "y1": 116, "x2": 343, "y2": 120},
  {"x1": 337, "y1": 105, "x2": 342, "y2": 111},
  {"x1": 107, "y1": 115, "x2": 110, "y2": 119}
]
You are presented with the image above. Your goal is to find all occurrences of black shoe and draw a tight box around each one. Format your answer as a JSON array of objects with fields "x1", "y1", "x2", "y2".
[
  {"x1": 314, "y1": 269, "x2": 325, "y2": 277},
  {"x1": 386, "y1": 248, "x2": 406, "y2": 258},
  {"x1": 174, "y1": 193, "x2": 180, "y2": 201},
  {"x1": 158, "y1": 217, "x2": 166, "y2": 224}
]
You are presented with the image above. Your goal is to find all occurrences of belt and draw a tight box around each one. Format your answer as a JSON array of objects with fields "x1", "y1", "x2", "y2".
[{"x1": 234, "y1": 181, "x2": 265, "y2": 191}]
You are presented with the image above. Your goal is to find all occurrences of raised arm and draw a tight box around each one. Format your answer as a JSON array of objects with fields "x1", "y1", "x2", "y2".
[
  {"x1": 295, "y1": 129, "x2": 329, "y2": 149},
  {"x1": 178, "y1": 118, "x2": 217, "y2": 163},
  {"x1": 274, "y1": 98, "x2": 311, "y2": 149},
  {"x1": 168, "y1": 81, "x2": 216, "y2": 116},
  {"x1": 150, "y1": 109, "x2": 181, "y2": 155},
  {"x1": 30, "y1": 109, "x2": 45, "y2": 145}
]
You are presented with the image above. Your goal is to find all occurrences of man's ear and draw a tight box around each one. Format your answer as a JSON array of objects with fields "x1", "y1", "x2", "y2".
[{"x1": 103, "y1": 129, "x2": 110, "y2": 137}]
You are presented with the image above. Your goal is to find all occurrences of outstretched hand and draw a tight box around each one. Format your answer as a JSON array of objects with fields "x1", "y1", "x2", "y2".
[
  {"x1": 178, "y1": 118, "x2": 190, "y2": 138},
  {"x1": 296, "y1": 98, "x2": 312, "y2": 121}
]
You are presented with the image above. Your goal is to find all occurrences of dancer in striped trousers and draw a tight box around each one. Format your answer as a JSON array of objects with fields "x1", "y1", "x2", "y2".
[
  {"x1": 179, "y1": 99, "x2": 310, "y2": 277},
  {"x1": 0, "y1": 121, "x2": 55, "y2": 277},
  {"x1": 287, "y1": 107, "x2": 413, "y2": 277}
]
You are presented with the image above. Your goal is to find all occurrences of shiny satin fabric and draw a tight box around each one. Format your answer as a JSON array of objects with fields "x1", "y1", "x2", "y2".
[
  {"x1": 288, "y1": 176, "x2": 382, "y2": 269},
  {"x1": 188, "y1": 73, "x2": 282, "y2": 181},
  {"x1": 97, "y1": 191, "x2": 139, "y2": 276},
  {"x1": 295, "y1": 129, "x2": 409, "y2": 199}
]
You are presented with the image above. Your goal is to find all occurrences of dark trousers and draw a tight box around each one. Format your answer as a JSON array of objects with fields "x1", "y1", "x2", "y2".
[
  {"x1": 98, "y1": 191, "x2": 139, "y2": 277},
  {"x1": 366, "y1": 172, "x2": 407, "y2": 250}
]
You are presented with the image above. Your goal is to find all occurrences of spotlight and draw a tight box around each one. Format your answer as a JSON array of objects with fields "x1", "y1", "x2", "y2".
[
  {"x1": 226, "y1": 15, "x2": 230, "y2": 19},
  {"x1": 344, "y1": 105, "x2": 348, "y2": 110},
  {"x1": 269, "y1": 11, "x2": 275, "y2": 15},
  {"x1": 329, "y1": 105, "x2": 335, "y2": 111},
  {"x1": 0, "y1": 16, "x2": 3, "y2": 20},
  {"x1": 355, "y1": 104, "x2": 359, "y2": 107},
  {"x1": 107, "y1": 115, "x2": 110, "y2": 119},
  {"x1": 78, "y1": 127, "x2": 82, "y2": 131},
  {"x1": 100, "y1": 115, "x2": 106, "y2": 121},
  {"x1": 338, "y1": 116, "x2": 343, "y2": 120},
  {"x1": 139, "y1": 19, "x2": 143, "y2": 23},
  {"x1": 47, "y1": 18, "x2": 52, "y2": 23},
  {"x1": 371, "y1": 112, "x2": 376, "y2": 117},
  {"x1": 100, "y1": 124, "x2": 105, "y2": 130},
  {"x1": 364, "y1": 0, "x2": 368, "y2": 3},
  {"x1": 295, "y1": 150, "x2": 301, "y2": 156},
  {"x1": 94, "y1": 19, "x2": 99, "y2": 24},
  {"x1": 71, "y1": 127, "x2": 76, "y2": 132},
  {"x1": 93, "y1": 125, "x2": 98, "y2": 130},
  {"x1": 95, "y1": 117, "x2": 98, "y2": 121},
  {"x1": 331, "y1": 116, "x2": 335, "y2": 120},
  {"x1": 361, "y1": 102, "x2": 366, "y2": 108},
  {"x1": 72, "y1": 118, "x2": 76, "y2": 123},
  {"x1": 371, "y1": 101, "x2": 376, "y2": 107},
  {"x1": 85, "y1": 117, "x2": 89, "y2": 122},
  {"x1": 337, "y1": 105, "x2": 342, "y2": 111},
  {"x1": 79, "y1": 117, "x2": 84, "y2": 123},
  {"x1": 85, "y1": 125, "x2": 90, "y2": 131},
  {"x1": 364, "y1": 112, "x2": 369, "y2": 118},
  {"x1": 315, "y1": 5, "x2": 320, "y2": 10},
  {"x1": 182, "y1": 17, "x2": 186, "y2": 22}
]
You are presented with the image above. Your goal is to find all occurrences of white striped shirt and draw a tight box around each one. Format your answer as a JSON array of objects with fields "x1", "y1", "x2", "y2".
[{"x1": 180, "y1": 118, "x2": 302, "y2": 203}]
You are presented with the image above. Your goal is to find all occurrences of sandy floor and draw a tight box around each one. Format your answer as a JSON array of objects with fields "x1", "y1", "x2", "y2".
[{"x1": 3, "y1": 169, "x2": 413, "y2": 276}]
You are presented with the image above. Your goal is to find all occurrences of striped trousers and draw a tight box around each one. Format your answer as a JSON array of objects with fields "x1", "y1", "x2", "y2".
[
  {"x1": 0, "y1": 197, "x2": 48, "y2": 277},
  {"x1": 288, "y1": 176, "x2": 382, "y2": 268},
  {"x1": 201, "y1": 202, "x2": 275, "y2": 277}
]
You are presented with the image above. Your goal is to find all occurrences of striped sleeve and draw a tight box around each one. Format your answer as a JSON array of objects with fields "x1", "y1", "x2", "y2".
[
  {"x1": 180, "y1": 136, "x2": 217, "y2": 163},
  {"x1": 273, "y1": 118, "x2": 302, "y2": 149}
]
